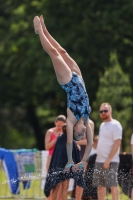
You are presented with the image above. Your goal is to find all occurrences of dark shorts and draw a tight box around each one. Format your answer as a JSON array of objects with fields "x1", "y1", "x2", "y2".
[{"x1": 92, "y1": 162, "x2": 119, "y2": 188}]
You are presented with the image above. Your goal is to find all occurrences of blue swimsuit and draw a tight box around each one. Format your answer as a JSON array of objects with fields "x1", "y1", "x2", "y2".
[{"x1": 60, "y1": 72, "x2": 90, "y2": 121}]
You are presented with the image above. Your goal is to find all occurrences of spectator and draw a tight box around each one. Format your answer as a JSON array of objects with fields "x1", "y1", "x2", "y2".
[
  {"x1": 93, "y1": 102, "x2": 122, "y2": 200},
  {"x1": 45, "y1": 115, "x2": 66, "y2": 200},
  {"x1": 44, "y1": 124, "x2": 85, "y2": 200},
  {"x1": 45, "y1": 115, "x2": 66, "y2": 171}
]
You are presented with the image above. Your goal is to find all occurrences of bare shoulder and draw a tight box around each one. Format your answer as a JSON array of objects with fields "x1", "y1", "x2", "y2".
[{"x1": 45, "y1": 127, "x2": 54, "y2": 137}]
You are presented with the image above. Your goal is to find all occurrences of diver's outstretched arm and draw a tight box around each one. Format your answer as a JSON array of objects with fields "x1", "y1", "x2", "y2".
[
  {"x1": 81, "y1": 121, "x2": 93, "y2": 162},
  {"x1": 64, "y1": 109, "x2": 78, "y2": 170},
  {"x1": 73, "y1": 120, "x2": 93, "y2": 170}
]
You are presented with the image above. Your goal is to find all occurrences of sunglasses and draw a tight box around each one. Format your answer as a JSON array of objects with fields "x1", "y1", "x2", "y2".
[{"x1": 99, "y1": 110, "x2": 109, "y2": 114}]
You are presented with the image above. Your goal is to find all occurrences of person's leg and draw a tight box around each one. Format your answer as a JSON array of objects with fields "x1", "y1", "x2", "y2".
[
  {"x1": 55, "y1": 181, "x2": 69, "y2": 200},
  {"x1": 67, "y1": 178, "x2": 74, "y2": 198},
  {"x1": 61, "y1": 180, "x2": 69, "y2": 200},
  {"x1": 97, "y1": 186, "x2": 106, "y2": 200},
  {"x1": 46, "y1": 196, "x2": 51, "y2": 200},
  {"x1": 45, "y1": 155, "x2": 52, "y2": 200},
  {"x1": 107, "y1": 163, "x2": 119, "y2": 200},
  {"x1": 33, "y1": 16, "x2": 72, "y2": 85},
  {"x1": 56, "y1": 183, "x2": 63, "y2": 200},
  {"x1": 51, "y1": 181, "x2": 69, "y2": 200},
  {"x1": 65, "y1": 114, "x2": 77, "y2": 167},
  {"x1": 110, "y1": 186, "x2": 119, "y2": 200},
  {"x1": 46, "y1": 154, "x2": 52, "y2": 172},
  {"x1": 51, "y1": 185, "x2": 60, "y2": 200},
  {"x1": 74, "y1": 162, "x2": 88, "y2": 199},
  {"x1": 40, "y1": 15, "x2": 82, "y2": 77},
  {"x1": 46, "y1": 191, "x2": 52, "y2": 200},
  {"x1": 75, "y1": 185, "x2": 84, "y2": 200}
]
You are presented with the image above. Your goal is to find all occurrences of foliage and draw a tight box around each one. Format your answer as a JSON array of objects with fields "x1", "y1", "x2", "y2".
[
  {"x1": 92, "y1": 53, "x2": 132, "y2": 151},
  {"x1": 0, "y1": 0, "x2": 133, "y2": 149}
]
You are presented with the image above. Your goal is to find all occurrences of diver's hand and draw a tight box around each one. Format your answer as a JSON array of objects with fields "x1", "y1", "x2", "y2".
[
  {"x1": 72, "y1": 161, "x2": 86, "y2": 171},
  {"x1": 64, "y1": 162, "x2": 74, "y2": 172}
]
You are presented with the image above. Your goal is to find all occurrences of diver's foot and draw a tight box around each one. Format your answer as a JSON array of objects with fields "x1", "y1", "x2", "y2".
[{"x1": 33, "y1": 16, "x2": 42, "y2": 34}]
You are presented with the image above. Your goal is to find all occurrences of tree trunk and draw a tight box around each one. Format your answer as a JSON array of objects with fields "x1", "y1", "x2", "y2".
[{"x1": 26, "y1": 105, "x2": 44, "y2": 150}]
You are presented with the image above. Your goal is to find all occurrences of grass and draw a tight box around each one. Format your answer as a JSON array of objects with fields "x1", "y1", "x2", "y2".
[
  {"x1": 0, "y1": 165, "x2": 45, "y2": 200},
  {"x1": 105, "y1": 188, "x2": 130, "y2": 200}
]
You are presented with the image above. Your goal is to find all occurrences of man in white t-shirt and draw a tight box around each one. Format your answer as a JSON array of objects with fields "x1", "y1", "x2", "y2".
[
  {"x1": 93, "y1": 102, "x2": 122, "y2": 200},
  {"x1": 130, "y1": 134, "x2": 133, "y2": 200}
]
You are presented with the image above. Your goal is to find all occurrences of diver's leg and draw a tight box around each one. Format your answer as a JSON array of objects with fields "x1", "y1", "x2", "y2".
[
  {"x1": 40, "y1": 15, "x2": 82, "y2": 77},
  {"x1": 33, "y1": 16, "x2": 72, "y2": 85}
]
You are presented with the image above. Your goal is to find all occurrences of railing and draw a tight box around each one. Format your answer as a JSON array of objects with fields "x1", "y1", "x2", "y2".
[{"x1": 0, "y1": 149, "x2": 48, "y2": 199}]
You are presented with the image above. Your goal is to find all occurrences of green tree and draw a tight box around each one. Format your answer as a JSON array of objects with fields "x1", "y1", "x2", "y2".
[
  {"x1": 0, "y1": 0, "x2": 133, "y2": 149},
  {"x1": 91, "y1": 53, "x2": 132, "y2": 151}
]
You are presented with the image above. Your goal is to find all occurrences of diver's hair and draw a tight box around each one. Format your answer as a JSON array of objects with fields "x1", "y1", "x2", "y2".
[
  {"x1": 100, "y1": 102, "x2": 112, "y2": 111},
  {"x1": 62, "y1": 124, "x2": 67, "y2": 135},
  {"x1": 55, "y1": 115, "x2": 66, "y2": 123}
]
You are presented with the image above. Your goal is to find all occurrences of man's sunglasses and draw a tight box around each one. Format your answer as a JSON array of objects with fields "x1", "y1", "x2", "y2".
[{"x1": 99, "y1": 110, "x2": 108, "y2": 114}]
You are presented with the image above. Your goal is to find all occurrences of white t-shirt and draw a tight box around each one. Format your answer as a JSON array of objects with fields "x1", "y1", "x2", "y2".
[
  {"x1": 96, "y1": 119, "x2": 122, "y2": 163},
  {"x1": 130, "y1": 134, "x2": 133, "y2": 145}
]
